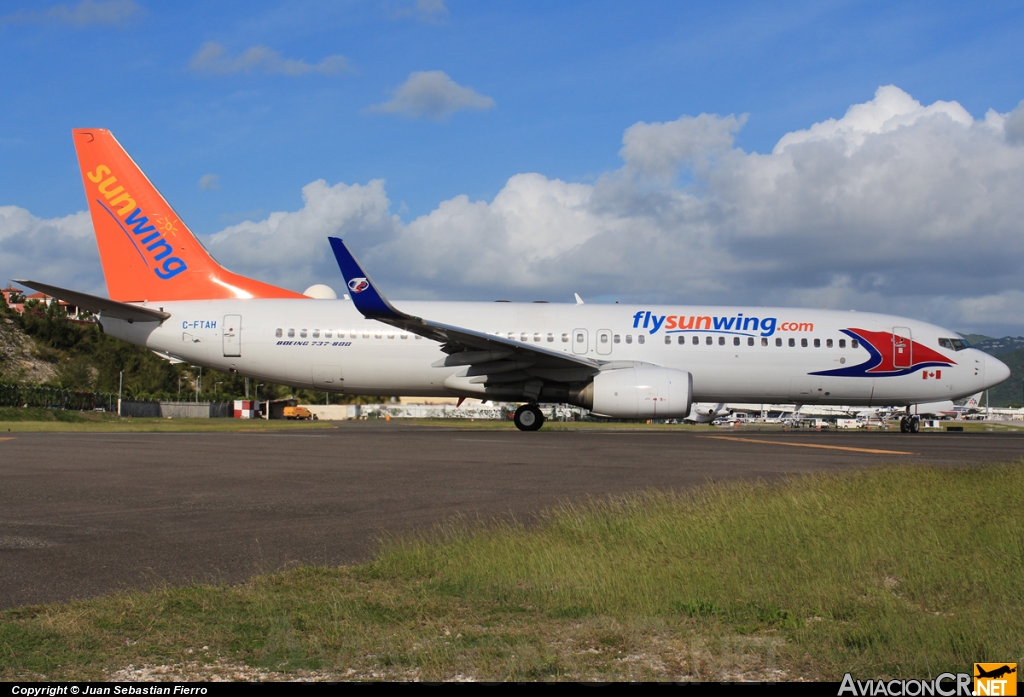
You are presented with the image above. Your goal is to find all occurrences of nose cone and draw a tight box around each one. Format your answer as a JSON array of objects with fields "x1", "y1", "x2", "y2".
[{"x1": 984, "y1": 353, "x2": 1011, "y2": 389}]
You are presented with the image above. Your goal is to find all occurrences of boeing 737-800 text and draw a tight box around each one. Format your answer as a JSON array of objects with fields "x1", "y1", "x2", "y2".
[{"x1": 16, "y1": 130, "x2": 1011, "y2": 432}]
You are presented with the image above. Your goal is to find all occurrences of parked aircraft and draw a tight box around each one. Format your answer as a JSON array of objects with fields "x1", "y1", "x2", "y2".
[
  {"x1": 684, "y1": 403, "x2": 731, "y2": 424},
  {"x1": 16, "y1": 129, "x2": 1012, "y2": 432}
]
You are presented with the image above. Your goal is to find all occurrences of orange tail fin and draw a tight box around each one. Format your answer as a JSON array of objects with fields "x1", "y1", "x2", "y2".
[{"x1": 73, "y1": 129, "x2": 306, "y2": 302}]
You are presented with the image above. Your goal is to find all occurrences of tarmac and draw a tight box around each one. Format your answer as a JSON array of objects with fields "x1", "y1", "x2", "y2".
[{"x1": 1, "y1": 422, "x2": 1022, "y2": 609}]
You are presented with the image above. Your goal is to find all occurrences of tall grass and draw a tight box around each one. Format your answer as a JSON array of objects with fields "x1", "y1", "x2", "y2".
[
  {"x1": 1, "y1": 464, "x2": 1021, "y2": 680},
  {"x1": 368, "y1": 465, "x2": 1024, "y2": 676}
]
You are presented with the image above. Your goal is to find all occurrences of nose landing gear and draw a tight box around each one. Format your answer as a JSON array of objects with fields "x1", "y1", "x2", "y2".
[{"x1": 514, "y1": 404, "x2": 545, "y2": 431}]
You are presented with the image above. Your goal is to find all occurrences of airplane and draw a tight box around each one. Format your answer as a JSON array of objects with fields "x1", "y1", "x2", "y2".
[
  {"x1": 15, "y1": 129, "x2": 1012, "y2": 432},
  {"x1": 908, "y1": 391, "x2": 985, "y2": 419},
  {"x1": 684, "y1": 403, "x2": 731, "y2": 424}
]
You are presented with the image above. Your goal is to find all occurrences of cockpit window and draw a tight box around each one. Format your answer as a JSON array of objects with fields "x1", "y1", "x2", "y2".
[{"x1": 939, "y1": 337, "x2": 970, "y2": 351}]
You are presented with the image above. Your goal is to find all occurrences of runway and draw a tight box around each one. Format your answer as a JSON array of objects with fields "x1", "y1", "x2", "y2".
[{"x1": 1, "y1": 423, "x2": 1021, "y2": 609}]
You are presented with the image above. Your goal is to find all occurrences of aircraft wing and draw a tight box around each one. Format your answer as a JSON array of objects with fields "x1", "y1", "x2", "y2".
[
  {"x1": 13, "y1": 280, "x2": 170, "y2": 322},
  {"x1": 328, "y1": 238, "x2": 602, "y2": 382}
]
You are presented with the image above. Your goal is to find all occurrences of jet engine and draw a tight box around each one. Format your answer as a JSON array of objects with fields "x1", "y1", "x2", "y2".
[{"x1": 573, "y1": 366, "x2": 692, "y2": 419}]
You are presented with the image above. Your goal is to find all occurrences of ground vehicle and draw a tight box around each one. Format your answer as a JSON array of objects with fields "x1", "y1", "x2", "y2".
[{"x1": 283, "y1": 406, "x2": 313, "y2": 420}]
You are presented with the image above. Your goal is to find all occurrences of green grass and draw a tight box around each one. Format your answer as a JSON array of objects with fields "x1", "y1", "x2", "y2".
[
  {"x1": 1, "y1": 464, "x2": 1022, "y2": 681},
  {"x1": 0, "y1": 408, "x2": 333, "y2": 432}
]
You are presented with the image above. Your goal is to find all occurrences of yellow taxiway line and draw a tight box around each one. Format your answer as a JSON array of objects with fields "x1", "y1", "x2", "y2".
[{"x1": 702, "y1": 435, "x2": 914, "y2": 455}]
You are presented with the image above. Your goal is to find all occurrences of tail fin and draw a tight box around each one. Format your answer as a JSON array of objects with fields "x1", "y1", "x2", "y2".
[{"x1": 72, "y1": 129, "x2": 306, "y2": 302}]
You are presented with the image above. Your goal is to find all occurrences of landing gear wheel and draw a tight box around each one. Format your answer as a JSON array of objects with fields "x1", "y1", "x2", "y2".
[
  {"x1": 900, "y1": 417, "x2": 910, "y2": 433},
  {"x1": 514, "y1": 404, "x2": 545, "y2": 432},
  {"x1": 909, "y1": 416, "x2": 920, "y2": 433}
]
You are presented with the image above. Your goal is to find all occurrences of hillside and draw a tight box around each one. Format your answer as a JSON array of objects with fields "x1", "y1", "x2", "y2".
[{"x1": 0, "y1": 299, "x2": 380, "y2": 405}]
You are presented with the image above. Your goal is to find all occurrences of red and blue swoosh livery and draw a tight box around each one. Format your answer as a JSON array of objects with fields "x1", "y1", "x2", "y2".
[{"x1": 812, "y1": 329, "x2": 956, "y2": 378}]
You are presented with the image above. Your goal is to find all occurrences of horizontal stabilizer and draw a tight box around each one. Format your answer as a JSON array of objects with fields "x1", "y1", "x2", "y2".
[{"x1": 13, "y1": 280, "x2": 170, "y2": 322}]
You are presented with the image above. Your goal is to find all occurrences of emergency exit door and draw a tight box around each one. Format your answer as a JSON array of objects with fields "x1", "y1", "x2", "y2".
[
  {"x1": 223, "y1": 315, "x2": 241, "y2": 357},
  {"x1": 893, "y1": 327, "x2": 911, "y2": 369}
]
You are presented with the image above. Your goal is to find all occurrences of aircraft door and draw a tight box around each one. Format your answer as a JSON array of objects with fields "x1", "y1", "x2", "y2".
[
  {"x1": 596, "y1": 329, "x2": 612, "y2": 355},
  {"x1": 893, "y1": 327, "x2": 912, "y2": 369},
  {"x1": 572, "y1": 328, "x2": 589, "y2": 355},
  {"x1": 223, "y1": 315, "x2": 241, "y2": 357}
]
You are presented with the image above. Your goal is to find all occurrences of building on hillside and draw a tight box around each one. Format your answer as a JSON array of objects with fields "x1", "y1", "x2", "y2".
[
  {"x1": 1, "y1": 286, "x2": 25, "y2": 315},
  {"x1": 3, "y1": 288, "x2": 84, "y2": 319}
]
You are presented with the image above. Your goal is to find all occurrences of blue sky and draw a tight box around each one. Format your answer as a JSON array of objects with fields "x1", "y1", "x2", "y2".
[{"x1": 3, "y1": 1, "x2": 1024, "y2": 335}]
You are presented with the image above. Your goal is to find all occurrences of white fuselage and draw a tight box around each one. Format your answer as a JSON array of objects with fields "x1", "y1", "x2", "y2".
[{"x1": 100, "y1": 299, "x2": 1006, "y2": 406}]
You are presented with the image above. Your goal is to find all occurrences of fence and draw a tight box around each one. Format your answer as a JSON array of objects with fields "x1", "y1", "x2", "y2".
[{"x1": 0, "y1": 383, "x2": 116, "y2": 411}]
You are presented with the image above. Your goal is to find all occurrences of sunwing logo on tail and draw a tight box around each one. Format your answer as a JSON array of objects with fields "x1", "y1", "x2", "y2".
[
  {"x1": 348, "y1": 278, "x2": 369, "y2": 293},
  {"x1": 87, "y1": 165, "x2": 187, "y2": 280}
]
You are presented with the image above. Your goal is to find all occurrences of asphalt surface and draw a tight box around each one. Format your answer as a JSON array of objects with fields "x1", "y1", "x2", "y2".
[{"x1": 1, "y1": 423, "x2": 1022, "y2": 609}]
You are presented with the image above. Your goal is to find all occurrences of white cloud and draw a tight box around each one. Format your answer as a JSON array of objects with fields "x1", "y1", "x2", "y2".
[
  {"x1": 189, "y1": 42, "x2": 352, "y2": 76},
  {"x1": 367, "y1": 71, "x2": 495, "y2": 120},
  {"x1": 620, "y1": 113, "x2": 747, "y2": 177},
  {"x1": 0, "y1": 0, "x2": 141, "y2": 26},
  {"x1": 9, "y1": 86, "x2": 1024, "y2": 336},
  {"x1": 198, "y1": 174, "x2": 220, "y2": 191},
  {"x1": 0, "y1": 207, "x2": 103, "y2": 295}
]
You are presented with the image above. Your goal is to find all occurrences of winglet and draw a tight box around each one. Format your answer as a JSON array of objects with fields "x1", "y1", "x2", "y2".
[{"x1": 328, "y1": 237, "x2": 406, "y2": 321}]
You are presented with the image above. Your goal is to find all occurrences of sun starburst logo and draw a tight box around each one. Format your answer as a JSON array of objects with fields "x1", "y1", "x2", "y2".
[{"x1": 154, "y1": 215, "x2": 180, "y2": 237}]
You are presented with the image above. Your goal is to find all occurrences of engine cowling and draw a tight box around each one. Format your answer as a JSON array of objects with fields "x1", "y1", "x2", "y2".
[{"x1": 582, "y1": 366, "x2": 692, "y2": 419}]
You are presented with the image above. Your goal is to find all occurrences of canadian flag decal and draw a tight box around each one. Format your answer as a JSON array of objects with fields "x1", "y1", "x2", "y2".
[{"x1": 922, "y1": 370, "x2": 942, "y2": 380}]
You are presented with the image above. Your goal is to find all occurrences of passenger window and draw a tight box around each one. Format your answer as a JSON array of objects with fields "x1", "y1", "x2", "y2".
[
  {"x1": 718, "y1": 337, "x2": 725, "y2": 345},
  {"x1": 664, "y1": 335, "x2": 672, "y2": 345},
  {"x1": 748, "y1": 337, "x2": 754, "y2": 346},
  {"x1": 288, "y1": 329, "x2": 295, "y2": 338},
  {"x1": 839, "y1": 339, "x2": 846, "y2": 348},
  {"x1": 826, "y1": 338, "x2": 833, "y2": 348},
  {"x1": 508, "y1": 332, "x2": 515, "y2": 339},
  {"x1": 401, "y1": 333, "x2": 408, "y2": 339},
  {"x1": 678, "y1": 336, "x2": 685, "y2": 345},
  {"x1": 626, "y1": 335, "x2": 633, "y2": 344},
  {"x1": 614, "y1": 334, "x2": 621, "y2": 343},
  {"x1": 275, "y1": 328, "x2": 283, "y2": 338},
  {"x1": 813, "y1": 338, "x2": 820, "y2": 348},
  {"x1": 300, "y1": 329, "x2": 308, "y2": 338},
  {"x1": 576, "y1": 332, "x2": 584, "y2": 343},
  {"x1": 415, "y1": 335, "x2": 422, "y2": 340},
  {"x1": 363, "y1": 332, "x2": 370, "y2": 338},
  {"x1": 547, "y1": 333, "x2": 554, "y2": 342},
  {"x1": 562, "y1": 333, "x2": 569, "y2": 343},
  {"x1": 693, "y1": 336, "x2": 699, "y2": 345},
  {"x1": 375, "y1": 331, "x2": 382, "y2": 339},
  {"x1": 775, "y1": 338, "x2": 782, "y2": 347},
  {"x1": 706, "y1": 336, "x2": 713, "y2": 345},
  {"x1": 801, "y1": 338, "x2": 807, "y2": 347},
  {"x1": 761, "y1": 338, "x2": 768, "y2": 347},
  {"x1": 522, "y1": 333, "x2": 529, "y2": 342},
  {"x1": 733, "y1": 337, "x2": 740, "y2": 346},
  {"x1": 638, "y1": 335, "x2": 645, "y2": 344},
  {"x1": 312, "y1": 329, "x2": 320, "y2": 338},
  {"x1": 534, "y1": 333, "x2": 541, "y2": 342},
  {"x1": 388, "y1": 332, "x2": 395, "y2": 339},
  {"x1": 851, "y1": 339, "x2": 859, "y2": 349},
  {"x1": 788, "y1": 338, "x2": 795, "y2": 347},
  {"x1": 325, "y1": 330, "x2": 332, "y2": 338}
]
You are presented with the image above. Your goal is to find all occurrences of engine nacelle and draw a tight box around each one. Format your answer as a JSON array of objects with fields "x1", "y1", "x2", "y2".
[{"x1": 583, "y1": 366, "x2": 692, "y2": 419}]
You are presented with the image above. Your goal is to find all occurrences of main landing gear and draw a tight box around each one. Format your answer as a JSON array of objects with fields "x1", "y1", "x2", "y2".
[
  {"x1": 899, "y1": 415, "x2": 920, "y2": 433},
  {"x1": 514, "y1": 404, "x2": 545, "y2": 432}
]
